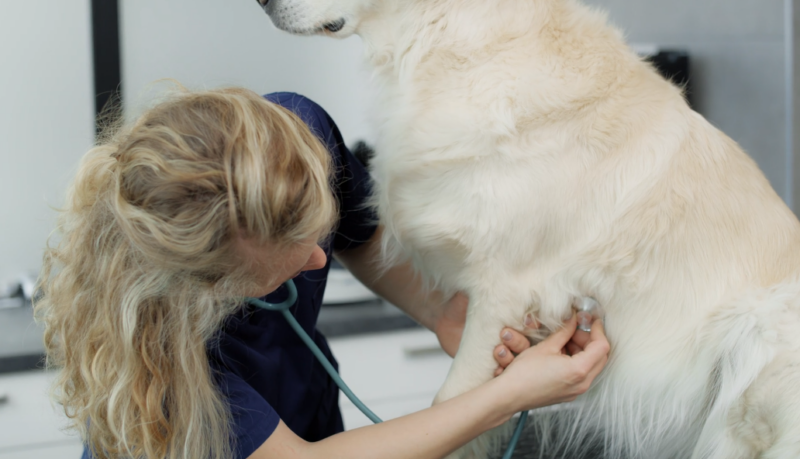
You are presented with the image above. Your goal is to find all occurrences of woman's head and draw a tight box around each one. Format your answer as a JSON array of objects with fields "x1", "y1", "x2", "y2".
[
  {"x1": 112, "y1": 86, "x2": 336, "y2": 291},
  {"x1": 35, "y1": 86, "x2": 336, "y2": 459}
]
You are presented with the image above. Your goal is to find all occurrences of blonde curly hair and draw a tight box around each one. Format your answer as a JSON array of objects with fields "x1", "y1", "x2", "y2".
[{"x1": 34, "y1": 86, "x2": 337, "y2": 459}]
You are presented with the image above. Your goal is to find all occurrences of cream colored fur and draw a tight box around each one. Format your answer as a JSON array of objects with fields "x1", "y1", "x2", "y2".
[{"x1": 263, "y1": 0, "x2": 800, "y2": 457}]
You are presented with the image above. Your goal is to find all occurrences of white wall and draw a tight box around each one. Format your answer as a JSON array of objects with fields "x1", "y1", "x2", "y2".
[
  {"x1": 119, "y1": 0, "x2": 374, "y2": 146},
  {"x1": 0, "y1": 1, "x2": 95, "y2": 282}
]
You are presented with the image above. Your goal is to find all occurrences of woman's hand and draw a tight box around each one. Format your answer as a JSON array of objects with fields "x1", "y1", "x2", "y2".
[
  {"x1": 435, "y1": 294, "x2": 541, "y2": 358},
  {"x1": 492, "y1": 313, "x2": 540, "y2": 376},
  {"x1": 253, "y1": 313, "x2": 608, "y2": 459},
  {"x1": 495, "y1": 314, "x2": 610, "y2": 412},
  {"x1": 435, "y1": 293, "x2": 596, "y2": 363}
]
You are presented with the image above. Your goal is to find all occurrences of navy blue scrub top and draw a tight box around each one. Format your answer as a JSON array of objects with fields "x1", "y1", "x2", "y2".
[
  {"x1": 81, "y1": 93, "x2": 377, "y2": 459},
  {"x1": 209, "y1": 93, "x2": 378, "y2": 457}
]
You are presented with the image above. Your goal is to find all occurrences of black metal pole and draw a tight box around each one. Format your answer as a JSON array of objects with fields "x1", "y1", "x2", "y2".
[{"x1": 91, "y1": 0, "x2": 122, "y2": 132}]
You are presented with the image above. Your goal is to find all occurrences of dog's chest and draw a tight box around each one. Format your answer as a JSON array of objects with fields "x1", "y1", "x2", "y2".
[{"x1": 372, "y1": 145, "x2": 597, "y2": 276}]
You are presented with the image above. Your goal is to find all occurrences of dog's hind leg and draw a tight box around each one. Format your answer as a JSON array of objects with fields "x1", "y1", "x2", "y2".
[
  {"x1": 690, "y1": 287, "x2": 800, "y2": 459},
  {"x1": 729, "y1": 354, "x2": 800, "y2": 459},
  {"x1": 761, "y1": 429, "x2": 800, "y2": 459},
  {"x1": 691, "y1": 356, "x2": 800, "y2": 459}
]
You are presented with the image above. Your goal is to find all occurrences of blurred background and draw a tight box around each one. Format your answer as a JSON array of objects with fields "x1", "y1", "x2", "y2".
[{"x1": 0, "y1": 0, "x2": 796, "y2": 457}]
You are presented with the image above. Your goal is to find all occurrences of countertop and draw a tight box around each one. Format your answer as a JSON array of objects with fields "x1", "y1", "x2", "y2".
[
  {"x1": 317, "y1": 300, "x2": 419, "y2": 337},
  {"x1": 0, "y1": 301, "x2": 45, "y2": 373},
  {"x1": 0, "y1": 300, "x2": 419, "y2": 374}
]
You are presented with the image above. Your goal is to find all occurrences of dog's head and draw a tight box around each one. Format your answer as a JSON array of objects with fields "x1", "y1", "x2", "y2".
[{"x1": 255, "y1": 0, "x2": 376, "y2": 37}]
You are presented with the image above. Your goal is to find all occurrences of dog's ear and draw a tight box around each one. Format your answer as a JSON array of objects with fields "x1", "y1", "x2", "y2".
[{"x1": 255, "y1": 0, "x2": 268, "y2": 6}]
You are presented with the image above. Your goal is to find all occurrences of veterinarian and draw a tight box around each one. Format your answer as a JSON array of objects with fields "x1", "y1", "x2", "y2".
[{"x1": 35, "y1": 87, "x2": 609, "y2": 459}]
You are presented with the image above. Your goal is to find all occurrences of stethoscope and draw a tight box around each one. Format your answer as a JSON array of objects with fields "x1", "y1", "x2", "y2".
[{"x1": 245, "y1": 279, "x2": 529, "y2": 459}]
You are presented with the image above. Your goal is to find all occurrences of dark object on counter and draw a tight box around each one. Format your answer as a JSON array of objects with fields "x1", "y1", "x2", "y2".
[
  {"x1": 0, "y1": 354, "x2": 45, "y2": 374},
  {"x1": 0, "y1": 301, "x2": 46, "y2": 374},
  {"x1": 0, "y1": 283, "x2": 24, "y2": 301},
  {"x1": 646, "y1": 50, "x2": 693, "y2": 109},
  {"x1": 317, "y1": 300, "x2": 420, "y2": 338}
]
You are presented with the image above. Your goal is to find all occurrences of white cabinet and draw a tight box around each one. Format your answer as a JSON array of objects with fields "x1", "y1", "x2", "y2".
[
  {"x1": 0, "y1": 371, "x2": 83, "y2": 458},
  {"x1": 0, "y1": 444, "x2": 84, "y2": 459},
  {"x1": 327, "y1": 328, "x2": 453, "y2": 430}
]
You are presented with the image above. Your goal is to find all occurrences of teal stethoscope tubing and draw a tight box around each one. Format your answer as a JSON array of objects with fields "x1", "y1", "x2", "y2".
[
  {"x1": 245, "y1": 279, "x2": 528, "y2": 458},
  {"x1": 245, "y1": 280, "x2": 382, "y2": 424}
]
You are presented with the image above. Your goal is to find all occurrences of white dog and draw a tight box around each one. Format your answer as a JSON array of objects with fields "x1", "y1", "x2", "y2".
[{"x1": 259, "y1": 0, "x2": 800, "y2": 457}]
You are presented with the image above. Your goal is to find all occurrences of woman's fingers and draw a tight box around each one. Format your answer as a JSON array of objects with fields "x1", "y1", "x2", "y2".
[
  {"x1": 571, "y1": 320, "x2": 610, "y2": 370},
  {"x1": 565, "y1": 341, "x2": 582, "y2": 356},
  {"x1": 570, "y1": 328, "x2": 592, "y2": 350},
  {"x1": 590, "y1": 318, "x2": 606, "y2": 340},
  {"x1": 540, "y1": 313, "x2": 578, "y2": 353},
  {"x1": 494, "y1": 326, "x2": 533, "y2": 369},
  {"x1": 494, "y1": 344, "x2": 514, "y2": 368},
  {"x1": 524, "y1": 313, "x2": 539, "y2": 329},
  {"x1": 585, "y1": 351, "x2": 608, "y2": 383},
  {"x1": 568, "y1": 318, "x2": 608, "y2": 354},
  {"x1": 493, "y1": 313, "x2": 540, "y2": 369},
  {"x1": 500, "y1": 327, "x2": 531, "y2": 354},
  {"x1": 495, "y1": 316, "x2": 608, "y2": 375}
]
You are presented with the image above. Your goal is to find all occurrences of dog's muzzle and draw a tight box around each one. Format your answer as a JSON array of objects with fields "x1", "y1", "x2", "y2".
[{"x1": 253, "y1": 0, "x2": 345, "y2": 34}]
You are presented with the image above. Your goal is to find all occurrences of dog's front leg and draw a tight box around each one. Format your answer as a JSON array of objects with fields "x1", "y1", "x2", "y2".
[
  {"x1": 433, "y1": 291, "x2": 526, "y2": 458},
  {"x1": 434, "y1": 301, "x2": 509, "y2": 404}
]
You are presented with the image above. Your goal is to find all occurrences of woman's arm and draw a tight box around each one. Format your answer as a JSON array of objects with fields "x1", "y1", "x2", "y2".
[
  {"x1": 334, "y1": 226, "x2": 445, "y2": 331},
  {"x1": 253, "y1": 377, "x2": 511, "y2": 459},
  {"x1": 335, "y1": 226, "x2": 479, "y2": 356},
  {"x1": 249, "y1": 316, "x2": 609, "y2": 459}
]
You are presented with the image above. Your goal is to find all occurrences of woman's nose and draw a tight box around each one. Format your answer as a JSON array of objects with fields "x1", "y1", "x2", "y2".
[{"x1": 304, "y1": 245, "x2": 327, "y2": 271}]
